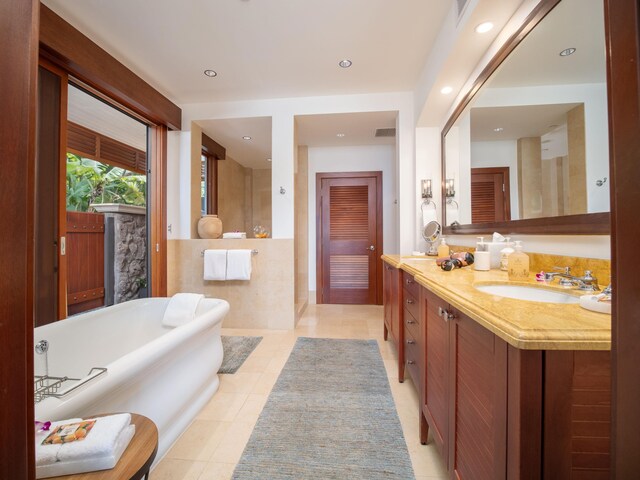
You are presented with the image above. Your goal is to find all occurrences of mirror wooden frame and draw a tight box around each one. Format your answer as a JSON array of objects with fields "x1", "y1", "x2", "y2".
[{"x1": 441, "y1": 0, "x2": 610, "y2": 235}]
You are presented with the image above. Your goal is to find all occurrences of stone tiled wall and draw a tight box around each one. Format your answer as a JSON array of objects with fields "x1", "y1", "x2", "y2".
[{"x1": 168, "y1": 239, "x2": 295, "y2": 329}]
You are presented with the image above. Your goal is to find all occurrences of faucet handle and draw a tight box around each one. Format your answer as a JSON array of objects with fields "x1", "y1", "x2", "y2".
[{"x1": 603, "y1": 284, "x2": 612, "y2": 295}]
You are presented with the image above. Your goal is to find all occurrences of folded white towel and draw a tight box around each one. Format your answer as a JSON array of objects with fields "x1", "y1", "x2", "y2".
[
  {"x1": 226, "y1": 249, "x2": 252, "y2": 281},
  {"x1": 36, "y1": 424, "x2": 135, "y2": 479},
  {"x1": 162, "y1": 293, "x2": 204, "y2": 327},
  {"x1": 35, "y1": 418, "x2": 82, "y2": 467},
  {"x1": 204, "y1": 249, "x2": 227, "y2": 281},
  {"x1": 222, "y1": 232, "x2": 246, "y2": 239},
  {"x1": 57, "y1": 414, "x2": 131, "y2": 462}
]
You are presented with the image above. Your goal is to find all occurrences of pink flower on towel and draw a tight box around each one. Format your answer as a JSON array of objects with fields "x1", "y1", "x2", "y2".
[{"x1": 35, "y1": 421, "x2": 51, "y2": 432}]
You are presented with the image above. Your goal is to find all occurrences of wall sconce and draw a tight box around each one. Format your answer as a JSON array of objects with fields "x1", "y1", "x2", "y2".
[
  {"x1": 445, "y1": 179, "x2": 456, "y2": 198},
  {"x1": 421, "y1": 179, "x2": 432, "y2": 199}
]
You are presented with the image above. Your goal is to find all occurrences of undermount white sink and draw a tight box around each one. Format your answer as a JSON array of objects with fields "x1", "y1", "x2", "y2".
[{"x1": 474, "y1": 284, "x2": 580, "y2": 304}]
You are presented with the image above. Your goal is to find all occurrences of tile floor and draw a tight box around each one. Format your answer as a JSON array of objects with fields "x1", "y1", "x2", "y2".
[{"x1": 150, "y1": 304, "x2": 447, "y2": 480}]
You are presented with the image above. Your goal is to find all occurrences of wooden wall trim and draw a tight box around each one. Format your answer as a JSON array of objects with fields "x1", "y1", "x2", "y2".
[
  {"x1": 202, "y1": 133, "x2": 226, "y2": 160},
  {"x1": 0, "y1": 0, "x2": 39, "y2": 478},
  {"x1": 605, "y1": 0, "x2": 640, "y2": 475},
  {"x1": 39, "y1": 4, "x2": 182, "y2": 131}
]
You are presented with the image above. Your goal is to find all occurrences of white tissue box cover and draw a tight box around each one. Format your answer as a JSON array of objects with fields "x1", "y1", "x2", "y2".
[
  {"x1": 222, "y1": 232, "x2": 246, "y2": 239},
  {"x1": 36, "y1": 425, "x2": 135, "y2": 479}
]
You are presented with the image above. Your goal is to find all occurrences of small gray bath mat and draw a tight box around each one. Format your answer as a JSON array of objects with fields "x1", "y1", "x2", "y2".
[
  {"x1": 232, "y1": 337, "x2": 415, "y2": 479},
  {"x1": 218, "y1": 336, "x2": 263, "y2": 374}
]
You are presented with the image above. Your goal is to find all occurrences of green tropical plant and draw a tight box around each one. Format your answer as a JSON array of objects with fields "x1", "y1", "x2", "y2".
[{"x1": 66, "y1": 153, "x2": 147, "y2": 211}]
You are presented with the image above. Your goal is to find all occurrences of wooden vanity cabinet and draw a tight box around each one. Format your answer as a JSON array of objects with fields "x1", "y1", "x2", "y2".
[
  {"x1": 383, "y1": 263, "x2": 403, "y2": 381},
  {"x1": 423, "y1": 290, "x2": 508, "y2": 479},
  {"x1": 421, "y1": 289, "x2": 611, "y2": 479}
]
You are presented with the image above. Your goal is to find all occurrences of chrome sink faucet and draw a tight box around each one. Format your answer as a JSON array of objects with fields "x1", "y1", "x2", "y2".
[{"x1": 543, "y1": 267, "x2": 600, "y2": 292}]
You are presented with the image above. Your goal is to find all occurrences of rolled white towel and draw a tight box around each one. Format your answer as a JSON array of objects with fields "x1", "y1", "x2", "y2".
[
  {"x1": 35, "y1": 419, "x2": 82, "y2": 467},
  {"x1": 57, "y1": 414, "x2": 131, "y2": 462},
  {"x1": 162, "y1": 293, "x2": 204, "y2": 327}
]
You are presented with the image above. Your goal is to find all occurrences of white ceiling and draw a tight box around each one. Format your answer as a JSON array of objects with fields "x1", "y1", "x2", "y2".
[
  {"x1": 68, "y1": 85, "x2": 147, "y2": 151},
  {"x1": 296, "y1": 111, "x2": 397, "y2": 148},
  {"x1": 43, "y1": 0, "x2": 452, "y2": 105},
  {"x1": 470, "y1": 103, "x2": 581, "y2": 142},
  {"x1": 197, "y1": 117, "x2": 272, "y2": 170}
]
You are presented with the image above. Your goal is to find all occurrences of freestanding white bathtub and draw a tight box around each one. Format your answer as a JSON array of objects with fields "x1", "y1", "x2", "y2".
[{"x1": 34, "y1": 297, "x2": 228, "y2": 462}]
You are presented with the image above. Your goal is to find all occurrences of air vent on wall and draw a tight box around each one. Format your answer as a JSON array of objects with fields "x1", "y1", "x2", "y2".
[
  {"x1": 375, "y1": 128, "x2": 396, "y2": 138},
  {"x1": 456, "y1": 0, "x2": 469, "y2": 19}
]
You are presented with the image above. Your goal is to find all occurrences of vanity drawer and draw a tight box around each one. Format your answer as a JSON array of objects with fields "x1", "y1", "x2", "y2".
[
  {"x1": 403, "y1": 271, "x2": 420, "y2": 298},
  {"x1": 404, "y1": 326, "x2": 420, "y2": 388},
  {"x1": 404, "y1": 306, "x2": 420, "y2": 342},
  {"x1": 403, "y1": 289, "x2": 419, "y2": 321}
]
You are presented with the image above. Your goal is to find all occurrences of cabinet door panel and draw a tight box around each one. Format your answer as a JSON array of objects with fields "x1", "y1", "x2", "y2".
[
  {"x1": 423, "y1": 290, "x2": 450, "y2": 460},
  {"x1": 450, "y1": 309, "x2": 507, "y2": 480}
]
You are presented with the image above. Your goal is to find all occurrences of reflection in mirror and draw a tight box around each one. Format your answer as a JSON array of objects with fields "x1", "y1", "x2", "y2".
[
  {"x1": 197, "y1": 117, "x2": 273, "y2": 237},
  {"x1": 443, "y1": 0, "x2": 609, "y2": 228}
]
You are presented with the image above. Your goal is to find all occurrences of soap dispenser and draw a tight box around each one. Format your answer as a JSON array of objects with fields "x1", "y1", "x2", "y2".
[
  {"x1": 437, "y1": 237, "x2": 450, "y2": 258},
  {"x1": 507, "y1": 241, "x2": 530, "y2": 281},
  {"x1": 500, "y1": 237, "x2": 515, "y2": 271}
]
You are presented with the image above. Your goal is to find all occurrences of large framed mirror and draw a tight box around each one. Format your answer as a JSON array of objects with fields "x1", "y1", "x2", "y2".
[{"x1": 442, "y1": 0, "x2": 610, "y2": 235}]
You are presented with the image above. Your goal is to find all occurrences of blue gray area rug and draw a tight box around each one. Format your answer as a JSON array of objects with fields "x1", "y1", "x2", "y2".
[
  {"x1": 218, "y1": 336, "x2": 263, "y2": 374},
  {"x1": 232, "y1": 337, "x2": 415, "y2": 479}
]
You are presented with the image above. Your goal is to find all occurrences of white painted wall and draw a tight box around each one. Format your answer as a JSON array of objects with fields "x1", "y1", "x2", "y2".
[
  {"x1": 178, "y1": 92, "x2": 415, "y2": 253},
  {"x1": 415, "y1": 127, "x2": 441, "y2": 250},
  {"x1": 307, "y1": 145, "x2": 397, "y2": 292},
  {"x1": 166, "y1": 131, "x2": 193, "y2": 239},
  {"x1": 470, "y1": 140, "x2": 520, "y2": 220}
]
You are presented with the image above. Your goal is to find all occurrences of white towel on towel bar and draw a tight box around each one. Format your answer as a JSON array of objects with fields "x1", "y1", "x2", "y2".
[
  {"x1": 226, "y1": 249, "x2": 252, "y2": 280},
  {"x1": 204, "y1": 249, "x2": 227, "y2": 281},
  {"x1": 162, "y1": 293, "x2": 204, "y2": 327}
]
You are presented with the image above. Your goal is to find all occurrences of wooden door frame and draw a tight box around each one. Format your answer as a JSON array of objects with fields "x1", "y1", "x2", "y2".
[
  {"x1": 0, "y1": 1, "x2": 39, "y2": 478},
  {"x1": 470, "y1": 166, "x2": 511, "y2": 221},
  {"x1": 605, "y1": 0, "x2": 640, "y2": 475},
  {"x1": 315, "y1": 171, "x2": 383, "y2": 305}
]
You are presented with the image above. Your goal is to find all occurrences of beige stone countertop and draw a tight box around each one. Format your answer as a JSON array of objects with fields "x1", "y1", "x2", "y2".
[{"x1": 382, "y1": 254, "x2": 611, "y2": 351}]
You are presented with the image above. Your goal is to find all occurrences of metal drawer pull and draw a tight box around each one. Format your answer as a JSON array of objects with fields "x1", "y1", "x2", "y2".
[
  {"x1": 407, "y1": 360, "x2": 416, "y2": 365},
  {"x1": 407, "y1": 339, "x2": 416, "y2": 345},
  {"x1": 406, "y1": 298, "x2": 415, "y2": 304},
  {"x1": 407, "y1": 319, "x2": 416, "y2": 325},
  {"x1": 438, "y1": 306, "x2": 456, "y2": 322},
  {"x1": 406, "y1": 279, "x2": 414, "y2": 284}
]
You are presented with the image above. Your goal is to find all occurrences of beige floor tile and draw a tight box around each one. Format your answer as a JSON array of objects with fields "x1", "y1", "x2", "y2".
[
  {"x1": 165, "y1": 420, "x2": 230, "y2": 462},
  {"x1": 209, "y1": 422, "x2": 255, "y2": 463},
  {"x1": 198, "y1": 462, "x2": 237, "y2": 480},
  {"x1": 217, "y1": 372, "x2": 262, "y2": 394},
  {"x1": 235, "y1": 354, "x2": 270, "y2": 373},
  {"x1": 150, "y1": 458, "x2": 207, "y2": 480},
  {"x1": 263, "y1": 354, "x2": 290, "y2": 374},
  {"x1": 408, "y1": 442, "x2": 448, "y2": 477},
  {"x1": 250, "y1": 372, "x2": 280, "y2": 395},
  {"x1": 197, "y1": 392, "x2": 248, "y2": 422},
  {"x1": 235, "y1": 393, "x2": 269, "y2": 424}
]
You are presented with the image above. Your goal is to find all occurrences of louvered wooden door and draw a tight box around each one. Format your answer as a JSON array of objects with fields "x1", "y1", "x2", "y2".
[
  {"x1": 317, "y1": 172, "x2": 382, "y2": 304},
  {"x1": 470, "y1": 167, "x2": 511, "y2": 223}
]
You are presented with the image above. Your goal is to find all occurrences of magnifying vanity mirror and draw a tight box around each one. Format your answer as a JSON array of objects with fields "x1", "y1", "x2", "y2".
[
  {"x1": 422, "y1": 220, "x2": 441, "y2": 256},
  {"x1": 442, "y1": 0, "x2": 610, "y2": 235}
]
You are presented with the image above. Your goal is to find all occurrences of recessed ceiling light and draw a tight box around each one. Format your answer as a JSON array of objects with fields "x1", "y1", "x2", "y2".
[
  {"x1": 266, "y1": 158, "x2": 272, "y2": 162},
  {"x1": 493, "y1": 127, "x2": 504, "y2": 132},
  {"x1": 559, "y1": 47, "x2": 576, "y2": 57},
  {"x1": 203, "y1": 69, "x2": 217, "y2": 77},
  {"x1": 338, "y1": 59, "x2": 352, "y2": 68},
  {"x1": 336, "y1": 133, "x2": 345, "y2": 137},
  {"x1": 475, "y1": 22, "x2": 494, "y2": 34},
  {"x1": 440, "y1": 86, "x2": 453, "y2": 95},
  {"x1": 242, "y1": 136, "x2": 252, "y2": 140}
]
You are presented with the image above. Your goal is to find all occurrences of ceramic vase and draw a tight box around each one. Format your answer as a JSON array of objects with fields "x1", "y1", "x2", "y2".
[{"x1": 197, "y1": 215, "x2": 223, "y2": 239}]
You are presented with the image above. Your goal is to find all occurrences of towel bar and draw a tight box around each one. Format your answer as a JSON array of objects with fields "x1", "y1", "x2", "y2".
[{"x1": 201, "y1": 249, "x2": 258, "y2": 257}]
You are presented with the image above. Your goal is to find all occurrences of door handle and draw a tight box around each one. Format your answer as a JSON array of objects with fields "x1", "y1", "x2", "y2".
[{"x1": 367, "y1": 245, "x2": 375, "y2": 251}]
